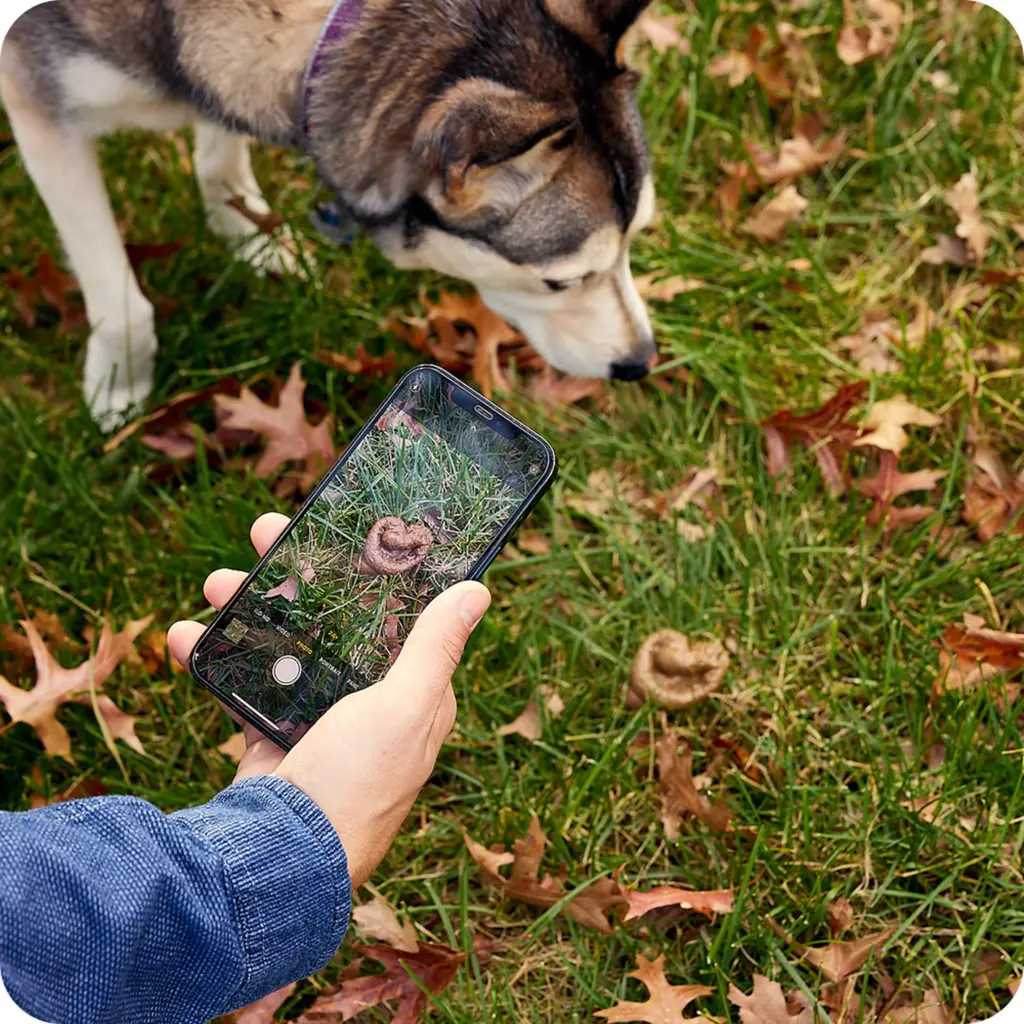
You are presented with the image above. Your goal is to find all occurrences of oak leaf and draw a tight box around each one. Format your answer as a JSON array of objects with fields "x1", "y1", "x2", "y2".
[
  {"x1": 962, "y1": 445, "x2": 1024, "y2": 542},
  {"x1": 837, "y1": 0, "x2": 901, "y2": 65},
  {"x1": 881, "y1": 988, "x2": 950, "y2": 1024},
  {"x1": 742, "y1": 186, "x2": 808, "y2": 243},
  {"x1": 352, "y1": 894, "x2": 420, "y2": 953},
  {"x1": 622, "y1": 886, "x2": 734, "y2": 923},
  {"x1": 856, "y1": 451, "x2": 946, "y2": 529},
  {"x1": 596, "y1": 954, "x2": 713, "y2": 1024},
  {"x1": 214, "y1": 363, "x2": 335, "y2": 499},
  {"x1": 304, "y1": 941, "x2": 464, "y2": 1024},
  {"x1": 464, "y1": 815, "x2": 626, "y2": 933},
  {"x1": 3, "y1": 252, "x2": 87, "y2": 335},
  {"x1": 316, "y1": 344, "x2": 398, "y2": 378},
  {"x1": 636, "y1": 273, "x2": 707, "y2": 302},
  {"x1": 631, "y1": 630, "x2": 729, "y2": 709},
  {"x1": 656, "y1": 730, "x2": 732, "y2": 836},
  {"x1": 936, "y1": 622, "x2": 1024, "y2": 693},
  {"x1": 230, "y1": 984, "x2": 296, "y2": 1024},
  {"x1": 803, "y1": 929, "x2": 893, "y2": 982},
  {"x1": 636, "y1": 11, "x2": 691, "y2": 55},
  {"x1": 828, "y1": 898, "x2": 854, "y2": 937},
  {"x1": 945, "y1": 172, "x2": 989, "y2": 264},
  {"x1": 0, "y1": 616, "x2": 152, "y2": 760},
  {"x1": 739, "y1": 133, "x2": 844, "y2": 188},
  {"x1": 706, "y1": 25, "x2": 791, "y2": 101},
  {"x1": 761, "y1": 381, "x2": 867, "y2": 495},
  {"x1": 729, "y1": 976, "x2": 813, "y2": 1024},
  {"x1": 853, "y1": 398, "x2": 940, "y2": 455},
  {"x1": 527, "y1": 365, "x2": 606, "y2": 406}
]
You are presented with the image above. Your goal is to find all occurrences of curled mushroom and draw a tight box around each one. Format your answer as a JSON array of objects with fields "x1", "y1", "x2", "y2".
[
  {"x1": 630, "y1": 629, "x2": 729, "y2": 709},
  {"x1": 359, "y1": 517, "x2": 433, "y2": 575}
]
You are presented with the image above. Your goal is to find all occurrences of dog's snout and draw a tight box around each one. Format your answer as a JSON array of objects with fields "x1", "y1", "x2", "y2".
[{"x1": 610, "y1": 357, "x2": 650, "y2": 382}]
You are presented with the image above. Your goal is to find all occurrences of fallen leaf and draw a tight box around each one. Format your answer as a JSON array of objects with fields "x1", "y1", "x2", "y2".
[
  {"x1": 230, "y1": 983, "x2": 296, "y2": 1024},
  {"x1": 729, "y1": 975, "x2": 814, "y2": 1024},
  {"x1": 920, "y1": 234, "x2": 971, "y2": 267},
  {"x1": 3, "y1": 252, "x2": 87, "y2": 335},
  {"x1": 214, "y1": 363, "x2": 335, "y2": 498},
  {"x1": 828, "y1": 898, "x2": 854, "y2": 937},
  {"x1": 838, "y1": 308, "x2": 904, "y2": 375},
  {"x1": 631, "y1": 630, "x2": 729, "y2": 709},
  {"x1": 538, "y1": 683, "x2": 566, "y2": 716},
  {"x1": 945, "y1": 172, "x2": 990, "y2": 264},
  {"x1": 527, "y1": 365, "x2": 606, "y2": 406},
  {"x1": 881, "y1": 988, "x2": 950, "y2": 1024},
  {"x1": 496, "y1": 700, "x2": 542, "y2": 742},
  {"x1": 305, "y1": 941, "x2": 464, "y2": 1024},
  {"x1": 636, "y1": 11, "x2": 691, "y2": 55},
  {"x1": 656, "y1": 730, "x2": 731, "y2": 836},
  {"x1": 217, "y1": 731, "x2": 248, "y2": 764},
  {"x1": 596, "y1": 954, "x2": 713, "y2": 1023},
  {"x1": 803, "y1": 929, "x2": 894, "y2": 983},
  {"x1": 135, "y1": 629, "x2": 183, "y2": 675},
  {"x1": 742, "y1": 186, "x2": 809, "y2": 243},
  {"x1": 936, "y1": 622, "x2": 1024, "y2": 693},
  {"x1": 706, "y1": 24, "x2": 765, "y2": 87},
  {"x1": 962, "y1": 445, "x2": 1024, "y2": 541},
  {"x1": 622, "y1": 886, "x2": 734, "y2": 922},
  {"x1": 0, "y1": 615, "x2": 152, "y2": 760},
  {"x1": 464, "y1": 816, "x2": 626, "y2": 933},
  {"x1": 853, "y1": 397, "x2": 941, "y2": 455},
  {"x1": 516, "y1": 532, "x2": 552, "y2": 556},
  {"x1": 316, "y1": 344, "x2": 399, "y2": 378},
  {"x1": 636, "y1": 273, "x2": 707, "y2": 302},
  {"x1": 837, "y1": 0, "x2": 901, "y2": 65},
  {"x1": 740, "y1": 133, "x2": 844, "y2": 187},
  {"x1": 856, "y1": 450, "x2": 946, "y2": 528},
  {"x1": 353, "y1": 894, "x2": 420, "y2": 953},
  {"x1": 762, "y1": 381, "x2": 868, "y2": 495}
]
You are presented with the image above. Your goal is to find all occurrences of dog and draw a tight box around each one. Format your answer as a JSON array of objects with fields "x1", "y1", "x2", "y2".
[{"x1": 1, "y1": 0, "x2": 657, "y2": 426}]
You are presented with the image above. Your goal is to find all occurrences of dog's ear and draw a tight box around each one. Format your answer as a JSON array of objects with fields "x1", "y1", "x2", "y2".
[
  {"x1": 412, "y1": 79, "x2": 576, "y2": 221},
  {"x1": 543, "y1": 0, "x2": 652, "y2": 58}
]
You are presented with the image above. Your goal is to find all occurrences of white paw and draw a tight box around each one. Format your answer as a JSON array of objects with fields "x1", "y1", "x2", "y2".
[
  {"x1": 235, "y1": 232, "x2": 306, "y2": 278},
  {"x1": 83, "y1": 317, "x2": 157, "y2": 431}
]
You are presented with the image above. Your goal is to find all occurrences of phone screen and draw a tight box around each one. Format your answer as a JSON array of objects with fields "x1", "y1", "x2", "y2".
[{"x1": 190, "y1": 366, "x2": 555, "y2": 746}]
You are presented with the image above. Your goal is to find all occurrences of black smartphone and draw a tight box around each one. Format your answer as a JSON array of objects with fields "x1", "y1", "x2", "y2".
[{"x1": 189, "y1": 364, "x2": 557, "y2": 749}]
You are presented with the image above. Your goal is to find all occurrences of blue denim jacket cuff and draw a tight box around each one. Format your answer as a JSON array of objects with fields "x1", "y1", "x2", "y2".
[{"x1": 171, "y1": 775, "x2": 351, "y2": 1006}]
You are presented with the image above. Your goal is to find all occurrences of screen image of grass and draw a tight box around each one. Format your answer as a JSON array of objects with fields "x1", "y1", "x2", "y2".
[{"x1": 229, "y1": 398, "x2": 525, "y2": 718}]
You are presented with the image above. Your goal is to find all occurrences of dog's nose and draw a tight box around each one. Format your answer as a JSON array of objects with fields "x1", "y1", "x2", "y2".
[{"x1": 610, "y1": 357, "x2": 650, "y2": 382}]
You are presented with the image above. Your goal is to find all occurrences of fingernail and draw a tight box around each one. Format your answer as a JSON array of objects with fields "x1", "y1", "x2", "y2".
[{"x1": 459, "y1": 589, "x2": 491, "y2": 629}]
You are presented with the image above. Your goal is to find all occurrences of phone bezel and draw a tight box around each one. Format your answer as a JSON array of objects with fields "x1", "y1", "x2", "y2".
[{"x1": 189, "y1": 363, "x2": 558, "y2": 750}]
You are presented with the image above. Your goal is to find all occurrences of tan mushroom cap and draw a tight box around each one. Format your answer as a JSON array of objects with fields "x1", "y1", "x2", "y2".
[{"x1": 630, "y1": 629, "x2": 729, "y2": 709}]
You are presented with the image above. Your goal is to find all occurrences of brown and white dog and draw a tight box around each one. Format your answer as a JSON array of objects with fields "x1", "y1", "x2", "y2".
[{"x1": 1, "y1": 0, "x2": 656, "y2": 426}]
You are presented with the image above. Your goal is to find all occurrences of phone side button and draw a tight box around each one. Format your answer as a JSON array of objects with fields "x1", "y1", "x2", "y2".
[{"x1": 231, "y1": 694, "x2": 282, "y2": 732}]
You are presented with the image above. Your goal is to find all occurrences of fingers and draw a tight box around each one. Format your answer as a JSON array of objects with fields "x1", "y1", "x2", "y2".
[
  {"x1": 381, "y1": 581, "x2": 490, "y2": 706},
  {"x1": 167, "y1": 619, "x2": 205, "y2": 669},
  {"x1": 251, "y1": 512, "x2": 290, "y2": 556}
]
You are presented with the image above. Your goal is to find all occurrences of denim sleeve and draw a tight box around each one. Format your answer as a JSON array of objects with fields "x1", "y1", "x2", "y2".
[{"x1": 0, "y1": 775, "x2": 351, "y2": 1024}]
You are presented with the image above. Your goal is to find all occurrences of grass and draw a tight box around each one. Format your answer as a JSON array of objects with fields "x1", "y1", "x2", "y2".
[{"x1": 1, "y1": 0, "x2": 1023, "y2": 1021}]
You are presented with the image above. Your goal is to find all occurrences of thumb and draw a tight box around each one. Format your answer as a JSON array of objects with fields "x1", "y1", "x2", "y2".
[{"x1": 381, "y1": 580, "x2": 491, "y2": 702}]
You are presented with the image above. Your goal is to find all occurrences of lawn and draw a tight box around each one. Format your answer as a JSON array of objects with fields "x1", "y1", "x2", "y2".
[{"x1": 1, "y1": 1, "x2": 1023, "y2": 1022}]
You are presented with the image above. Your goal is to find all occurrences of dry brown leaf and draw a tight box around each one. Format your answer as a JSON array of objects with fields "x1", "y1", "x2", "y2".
[
  {"x1": 596, "y1": 954, "x2": 714, "y2": 1023},
  {"x1": 837, "y1": 0, "x2": 901, "y2": 65},
  {"x1": 217, "y1": 731, "x2": 248, "y2": 764},
  {"x1": 516, "y1": 532, "x2": 552, "y2": 556},
  {"x1": 945, "y1": 172, "x2": 990, "y2": 264},
  {"x1": 741, "y1": 133, "x2": 844, "y2": 187},
  {"x1": 316, "y1": 344, "x2": 399, "y2": 378},
  {"x1": 0, "y1": 615, "x2": 152, "y2": 760},
  {"x1": 920, "y1": 234, "x2": 971, "y2": 267},
  {"x1": 464, "y1": 816, "x2": 625, "y2": 934},
  {"x1": 656, "y1": 730, "x2": 732, "y2": 836},
  {"x1": 538, "y1": 683, "x2": 566, "y2": 716},
  {"x1": 936, "y1": 622, "x2": 1024, "y2": 693},
  {"x1": 881, "y1": 989, "x2": 950, "y2": 1024},
  {"x1": 631, "y1": 630, "x2": 729, "y2": 709},
  {"x1": 622, "y1": 886, "x2": 734, "y2": 922},
  {"x1": 969, "y1": 341, "x2": 1019, "y2": 368},
  {"x1": 635, "y1": 273, "x2": 707, "y2": 302},
  {"x1": 856, "y1": 450, "x2": 946, "y2": 529},
  {"x1": 828, "y1": 898, "x2": 854, "y2": 937},
  {"x1": 214, "y1": 363, "x2": 335, "y2": 498},
  {"x1": 527, "y1": 365, "x2": 607, "y2": 406},
  {"x1": 230, "y1": 983, "x2": 296, "y2": 1024},
  {"x1": 729, "y1": 975, "x2": 814, "y2": 1024},
  {"x1": 838, "y1": 308, "x2": 904, "y2": 375},
  {"x1": 353, "y1": 894, "x2": 420, "y2": 953},
  {"x1": 762, "y1": 381, "x2": 868, "y2": 495},
  {"x1": 962, "y1": 445, "x2": 1024, "y2": 542},
  {"x1": 305, "y1": 941, "x2": 465, "y2": 1024},
  {"x1": 496, "y1": 700, "x2": 543, "y2": 742},
  {"x1": 742, "y1": 186, "x2": 808, "y2": 243},
  {"x1": 854, "y1": 397, "x2": 941, "y2": 455},
  {"x1": 3, "y1": 252, "x2": 87, "y2": 335},
  {"x1": 1009, "y1": 977, "x2": 1020, "y2": 996},
  {"x1": 636, "y1": 11, "x2": 691, "y2": 55},
  {"x1": 706, "y1": 24, "x2": 791, "y2": 101},
  {"x1": 803, "y1": 929, "x2": 893, "y2": 983}
]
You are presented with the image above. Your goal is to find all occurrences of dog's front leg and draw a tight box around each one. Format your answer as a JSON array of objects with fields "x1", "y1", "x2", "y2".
[
  {"x1": 1, "y1": 70, "x2": 156, "y2": 430},
  {"x1": 193, "y1": 121, "x2": 303, "y2": 277}
]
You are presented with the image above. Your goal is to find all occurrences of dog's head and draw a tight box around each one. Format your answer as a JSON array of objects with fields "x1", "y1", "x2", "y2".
[{"x1": 309, "y1": 0, "x2": 657, "y2": 380}]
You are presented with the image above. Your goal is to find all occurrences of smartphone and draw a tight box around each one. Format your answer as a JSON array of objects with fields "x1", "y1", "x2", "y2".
[{"x1": 189, "y1": 364, "x2": 557, "y2": 748}]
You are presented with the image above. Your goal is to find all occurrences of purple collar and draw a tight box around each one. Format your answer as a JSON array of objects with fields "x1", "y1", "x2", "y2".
[{"x1": 301, "y1": 0, "x2": 365, "y2": 135}]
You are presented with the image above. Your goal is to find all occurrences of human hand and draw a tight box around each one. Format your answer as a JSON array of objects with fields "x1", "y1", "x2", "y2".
[{"x1": 168, "y1": 512, "x2": 490, "y2": 887}]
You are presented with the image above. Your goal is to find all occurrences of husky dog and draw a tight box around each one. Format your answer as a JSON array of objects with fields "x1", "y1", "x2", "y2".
[{"x1": 1, "y1": 0, "x2": 657, "y2": 425}]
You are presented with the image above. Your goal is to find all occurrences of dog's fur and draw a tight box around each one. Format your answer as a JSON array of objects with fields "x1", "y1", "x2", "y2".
[{"x1": 1, "y1": 0, "x2": 656, "y2": 425}]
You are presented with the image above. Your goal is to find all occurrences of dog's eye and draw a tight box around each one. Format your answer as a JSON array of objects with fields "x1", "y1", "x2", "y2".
[{"x1": 544, "y1": 277, "x2": 581, "y2": 292}]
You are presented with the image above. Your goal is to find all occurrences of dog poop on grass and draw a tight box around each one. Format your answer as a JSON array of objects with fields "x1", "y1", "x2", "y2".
[{"x1": 629, "y1": 629, "x2": 729, "y2": 709}]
